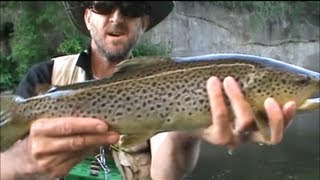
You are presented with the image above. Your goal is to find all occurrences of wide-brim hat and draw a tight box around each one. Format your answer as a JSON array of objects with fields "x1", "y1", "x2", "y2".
[{"x1": 62, "y1": 1, "x2": 174, "y2": 36}]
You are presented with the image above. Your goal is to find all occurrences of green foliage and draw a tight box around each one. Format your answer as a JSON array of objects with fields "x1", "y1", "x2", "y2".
[
  {"x1": 132, "y1": 41, "x2": 171, "y2": 57},
  {"x1": 57, "y1": 34, "x2": 88, "y2": 55},
  {"x1": 0, "y1": 1, "x2": 88, "y2": 91},
  {"x1": 0, "y1": 53, "x2": 20, "y2": 91}
]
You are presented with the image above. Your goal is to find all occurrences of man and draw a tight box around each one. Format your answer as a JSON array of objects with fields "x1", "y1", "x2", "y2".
[{"x1": 0, "y1": 1, "x2": 296, "y2": 180}]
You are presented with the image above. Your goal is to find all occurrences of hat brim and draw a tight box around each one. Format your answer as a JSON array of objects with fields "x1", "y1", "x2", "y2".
[{"x1": 62, "y1": 1, "x2": 174, "y2": 36}]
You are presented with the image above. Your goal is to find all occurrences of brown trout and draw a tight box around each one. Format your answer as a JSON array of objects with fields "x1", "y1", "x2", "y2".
[{"x1": 1, "y1": 53, "x2": 319, "y2": 152}]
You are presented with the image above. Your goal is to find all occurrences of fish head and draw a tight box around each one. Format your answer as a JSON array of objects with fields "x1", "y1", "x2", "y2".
[
  {"x1": 242, "y1": 63, "x2": 319, "y2": 143},
  {"x1": 280, "y1": 70, "x2": 319, "y2": 106},
  {"x1": 245, "y1": 64, "x2": 320, "y2": 111}
]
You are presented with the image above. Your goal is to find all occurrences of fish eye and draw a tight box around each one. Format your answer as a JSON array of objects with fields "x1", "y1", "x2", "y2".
[{"x1": 294, "y1": 74, "x2": 310, "y2": 85}]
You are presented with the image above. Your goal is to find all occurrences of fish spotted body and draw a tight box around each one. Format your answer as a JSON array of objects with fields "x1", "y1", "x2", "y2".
[{"x1": 1, "y1": 53, "x2": 319, "y2": 152}]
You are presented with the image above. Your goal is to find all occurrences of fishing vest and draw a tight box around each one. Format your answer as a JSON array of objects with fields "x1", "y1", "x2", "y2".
[
  {"x1": 51, "y1": 54, "x2": 152, "y2": 180},
  {"x1": 51, "y1": 54, "x2": 86, "y2": 86}
]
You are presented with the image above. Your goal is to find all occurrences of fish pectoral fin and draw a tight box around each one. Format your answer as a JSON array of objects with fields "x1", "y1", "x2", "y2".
[
  {"x1": 253, "y1": 110, "x2": 272, "y2": 143},
  {"x1": 116, "y1": 133, "x2": 154, "y2": 151},
  {"x1": 297, "y1": 97, "x2": 320, "y2": 112}
]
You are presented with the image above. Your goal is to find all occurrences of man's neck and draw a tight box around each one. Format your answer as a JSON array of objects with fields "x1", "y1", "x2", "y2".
[{"x1": 90, "y1": 50, "x2": 121, "y2": 79}]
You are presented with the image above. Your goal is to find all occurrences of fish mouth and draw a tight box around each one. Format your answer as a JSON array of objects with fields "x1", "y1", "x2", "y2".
[{"x1": 297, "y1": 97, "x2": 320, "y2": 112}]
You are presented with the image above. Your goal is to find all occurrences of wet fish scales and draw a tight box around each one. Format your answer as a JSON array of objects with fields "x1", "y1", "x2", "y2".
[{"x1": 1, "y1": 53, "x2": 319, "y2": 151}]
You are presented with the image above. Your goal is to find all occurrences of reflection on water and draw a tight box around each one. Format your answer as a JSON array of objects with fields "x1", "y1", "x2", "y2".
[{"x1": 189, "y1": 110, "x2": 319, "y2": 180}]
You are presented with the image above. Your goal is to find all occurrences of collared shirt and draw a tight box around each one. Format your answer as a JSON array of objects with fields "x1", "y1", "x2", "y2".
[{"x1": 15, "y1": 49, "x2": 93, "y2": 98}]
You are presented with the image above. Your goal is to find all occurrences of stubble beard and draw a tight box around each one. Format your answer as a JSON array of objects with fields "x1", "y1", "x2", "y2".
[{"x1": 92, "y1": 26, "x2": 142, "y2": 64}]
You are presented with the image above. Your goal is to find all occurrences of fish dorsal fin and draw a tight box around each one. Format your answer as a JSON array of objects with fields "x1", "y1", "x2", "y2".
[
  {"x1": 35, "y1": 83, "x2": 59, "y2": 94},
  {"x1": 115, "y1": 56, "x2": 171, "y2": 74}
]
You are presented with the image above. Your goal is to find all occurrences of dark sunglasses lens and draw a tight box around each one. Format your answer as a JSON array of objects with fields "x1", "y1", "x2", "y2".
[
  {"x1": 91, "y1": 1, "x2": 147, "y2": 17},
  {"x1": 92, "y1": 2, "x2": 115, "y2": 14}
]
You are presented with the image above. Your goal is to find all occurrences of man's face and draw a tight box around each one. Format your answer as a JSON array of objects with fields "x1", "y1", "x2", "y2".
[{"x1": 84, "y1": 2, "x2": 150, "y2": 63}]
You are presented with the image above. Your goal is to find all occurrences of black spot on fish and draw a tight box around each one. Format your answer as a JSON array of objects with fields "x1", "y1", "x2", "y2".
[
  {"x1": 117, "y1": 104, "x2": 122, "y2": 108},
  {"x1": 116, "y1": 112, "x2": 123, "y2": 116},
  {"x1": 199, "y1": 99, "x2": 205, "y2": 104}
]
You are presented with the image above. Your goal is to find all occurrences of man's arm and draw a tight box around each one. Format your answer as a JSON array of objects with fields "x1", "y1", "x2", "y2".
[
  {"x1": 1, "y1": 62, "x2": 120, "y2": 179},
  {"x1": 0, "y1": 118, "x2": 119, "y2": 179},
  {"x1": 14, "y1": 61, "x2": 53, "y2": 98},
  {"x1": 150, "y1": 132, "x2": 201, "y2": 180}
]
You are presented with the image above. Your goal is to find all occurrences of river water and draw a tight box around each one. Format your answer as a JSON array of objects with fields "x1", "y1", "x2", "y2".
[{"x1": 189, "y1": 110, "x2": 319, "y2": 180}]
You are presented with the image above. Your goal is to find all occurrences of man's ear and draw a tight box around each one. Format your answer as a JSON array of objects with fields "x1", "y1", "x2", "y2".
[
  {"x1": 141, "y1": 15, "x2": 150, "y2": 32},
  {"x1": 84, "y1": 9, "x2": 92, "y2": 31}
]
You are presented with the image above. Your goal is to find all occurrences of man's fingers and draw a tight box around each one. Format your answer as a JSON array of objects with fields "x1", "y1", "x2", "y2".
[
  {"x1": 206, "y1": 76, "x2": 230, "y2": 131},
  {"x1": 282, "y1": 101, "x2": 297, "y2": 128},
  {"x1": 31, "y1": 117, "x2": 110, "y2": 136},
  {"x1": 36, "y1": 151, "x2": 86, "y2": 178},
  {"x1": 48, "y1": 156, "x2": 83, "y2": 178},
  {"x1": 264, "y1": 97, "x2": 284, "y2": 144},
  {"x1": 203, "y1": 76, "x2": 235, "y2": 145},
  {"x1": 31, "y1": 133, "x2": 119, "y2": 155},
  {"x1": 223, "y1": 76, "x2": 254, "y2": 133}
]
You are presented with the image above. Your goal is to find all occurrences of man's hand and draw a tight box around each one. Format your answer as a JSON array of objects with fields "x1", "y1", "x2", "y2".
[
  {"x1": 1, "y1": 117, "x2": 119, "y2": 179},
  {"x1": 202, "y1": 76, "x2": 297, "y2": 148}
]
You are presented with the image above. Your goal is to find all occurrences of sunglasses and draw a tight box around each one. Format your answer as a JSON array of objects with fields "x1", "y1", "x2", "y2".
[{"x1": 89, "y1": 1, "x2": 150, "y2": 17}]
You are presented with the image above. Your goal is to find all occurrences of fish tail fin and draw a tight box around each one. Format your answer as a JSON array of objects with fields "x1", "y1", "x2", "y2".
[
  {"x1": 1, "y1": 94, "x2": 28, "y2": 152},
  {"x1": 0, "y1": 94, "x2": 17, "y2": 126}
]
